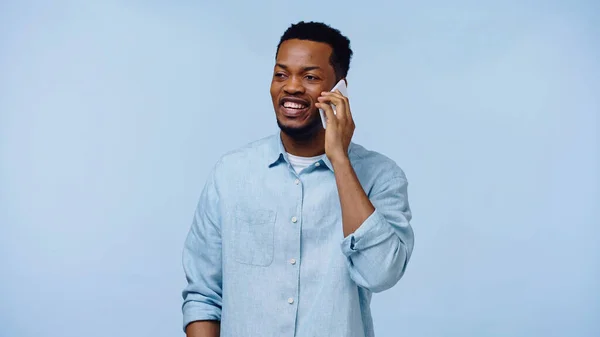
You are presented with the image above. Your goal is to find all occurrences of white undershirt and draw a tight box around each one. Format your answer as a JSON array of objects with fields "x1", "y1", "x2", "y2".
[{"x1": 286, "y1": 152, "x2": 325, "y2": 174}]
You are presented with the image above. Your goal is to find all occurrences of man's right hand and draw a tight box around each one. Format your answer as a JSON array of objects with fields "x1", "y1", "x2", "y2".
[{"x1": 186, "y1": 320, "x2": 220, "y2": 337}]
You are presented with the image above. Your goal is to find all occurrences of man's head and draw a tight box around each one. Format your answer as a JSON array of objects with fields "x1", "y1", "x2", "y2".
[{"x1": 270, "y1": 21, "x2": 353, "y2": 140}]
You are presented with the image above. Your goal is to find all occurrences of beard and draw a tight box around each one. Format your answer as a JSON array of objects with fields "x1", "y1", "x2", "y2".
[{"x1": 277, "y1": 112, "x2": 323, "y2": 141}]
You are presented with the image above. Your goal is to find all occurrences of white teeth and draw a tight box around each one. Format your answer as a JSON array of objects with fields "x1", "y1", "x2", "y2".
[{"x1": 283, "y1": 102, "x2": 306, "y2": 109}]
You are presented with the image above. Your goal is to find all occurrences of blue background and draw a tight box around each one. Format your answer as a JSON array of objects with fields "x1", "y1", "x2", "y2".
[{"x1": 1, "y1": 1, "x2": 598, "y2": 336}]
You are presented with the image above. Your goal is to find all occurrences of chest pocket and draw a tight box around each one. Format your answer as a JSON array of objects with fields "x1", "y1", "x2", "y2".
[{"x1": 233, "y1": 206, "x2": 277, "y2": 266}]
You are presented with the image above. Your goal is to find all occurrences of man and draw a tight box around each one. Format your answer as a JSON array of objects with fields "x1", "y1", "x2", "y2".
[{"x1": 182, "y1": 21, "x2": 414, "y2": 337}]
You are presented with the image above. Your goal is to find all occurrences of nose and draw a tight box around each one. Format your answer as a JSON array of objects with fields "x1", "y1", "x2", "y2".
[{"x1": 283, "y1": 76, "x2": 305, "y2": 95}]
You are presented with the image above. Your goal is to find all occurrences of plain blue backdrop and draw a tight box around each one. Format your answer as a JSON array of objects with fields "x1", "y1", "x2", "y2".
[{"x1": 1, "y1": 1, "x2": 598, "y2": 336}]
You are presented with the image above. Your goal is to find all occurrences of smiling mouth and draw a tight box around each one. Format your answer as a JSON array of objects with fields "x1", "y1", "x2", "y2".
[{"x1": 280, "y1": 99, "x2": 310, "y2": 117}]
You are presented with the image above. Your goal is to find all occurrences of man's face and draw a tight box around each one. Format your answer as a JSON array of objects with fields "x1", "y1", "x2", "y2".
[{"x1": 270, "y1": 39, "x2": 337, "y2": 139}]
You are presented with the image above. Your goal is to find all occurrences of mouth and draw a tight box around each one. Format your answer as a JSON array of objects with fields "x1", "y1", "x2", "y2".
[{"x1": 279, "y1": 97, "x2": 311, "y2": 118}]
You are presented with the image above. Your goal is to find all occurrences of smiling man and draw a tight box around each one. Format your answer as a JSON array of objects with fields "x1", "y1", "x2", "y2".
[{"x1": 182, "y1": 21, "x2": 415, "y2": 337}]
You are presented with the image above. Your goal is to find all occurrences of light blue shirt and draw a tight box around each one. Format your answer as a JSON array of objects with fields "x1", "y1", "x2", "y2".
[{"x1": 181, "y1": 133, "x2": 414, "y2": 337}]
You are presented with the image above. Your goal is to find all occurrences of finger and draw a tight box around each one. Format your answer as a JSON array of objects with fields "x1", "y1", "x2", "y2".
[
  {"x1": 315, "y1": 102, "x2": 337, "y2": 128},
  {"x1": 320, "y1": 91, "x2": 346, "y2": 103},
  {"x1": 321, "y1": 89, "x2": 346, "y2": 98},
  {"x1": 317, "y1": 98, "x2": 345, "y2": 124},
  {"x1": 333, "y1": 90, "x2": 353, "y2": 121},
  {"x1": 319, "y1": 91, "x2": 350, "y2": 122},
  {"x1": 318, "y1": 93, "x2": 346, "y2": 119},
  {"x1": 321, "y1": 91, "x2": 348, "y2": 111}
]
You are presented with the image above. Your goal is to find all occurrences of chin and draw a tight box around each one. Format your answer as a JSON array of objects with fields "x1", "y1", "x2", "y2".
[{"x1": 277, "y1": 115, "x2": 322, "y2": 140}]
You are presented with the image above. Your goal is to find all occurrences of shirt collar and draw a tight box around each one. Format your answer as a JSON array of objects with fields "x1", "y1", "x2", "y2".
[
  {"x1": 267, "y1": 132, "x2": 353, "y2": 172},
  {"x1": 267, "y1": 132, "x2": 287, "y2": 167}
]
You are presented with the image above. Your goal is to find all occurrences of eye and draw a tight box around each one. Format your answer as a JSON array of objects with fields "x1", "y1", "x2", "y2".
[
  {"x1": 274, "y1": 72, "x2": 287, "y2": 79},
  {"x1": 305, "y1": 75, "x2": 319, "y2": 81}
]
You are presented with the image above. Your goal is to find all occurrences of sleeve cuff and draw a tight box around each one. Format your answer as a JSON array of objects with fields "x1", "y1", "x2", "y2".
[
  {"x1": 340, "y1": 209, "x2": 393, "y2": 257},
  {"x1": 182, "y1": 305, "x2": 221, "y2": 332}
]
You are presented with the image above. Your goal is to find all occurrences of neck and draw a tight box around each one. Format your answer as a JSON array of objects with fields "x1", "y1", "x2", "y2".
[{"x1": 280, "y1": 129, "x2": 326, "y2": 157}]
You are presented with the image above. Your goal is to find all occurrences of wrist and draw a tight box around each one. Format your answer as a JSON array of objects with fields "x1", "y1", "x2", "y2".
[{"x1": 329, "y1": 154, "x2": 351, "y2": 168}]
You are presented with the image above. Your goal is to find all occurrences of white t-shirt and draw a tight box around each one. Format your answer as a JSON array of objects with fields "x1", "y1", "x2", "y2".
[{"x1": 286, "y1": 152, "x2": 325, "y2": 174}]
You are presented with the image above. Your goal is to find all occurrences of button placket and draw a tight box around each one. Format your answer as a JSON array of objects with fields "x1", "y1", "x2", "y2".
[{"x1": 285, "y1": 170, "x2": 302, "y2": 316}]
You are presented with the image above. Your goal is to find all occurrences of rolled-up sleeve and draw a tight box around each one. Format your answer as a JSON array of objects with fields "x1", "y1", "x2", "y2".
[
  {"x1": 181, "y1": 167, "x2": 222, "y2": 331},
  {"x1": 341, "y1": 175, "x2": 414, "y2": 293}
]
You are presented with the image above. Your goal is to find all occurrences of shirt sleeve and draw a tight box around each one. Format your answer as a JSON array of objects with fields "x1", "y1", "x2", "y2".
[
  {"x1": 181, "y1": 167, "x2": 223, "y2": 332},
  {"x1": 340, "y1": 174, "x2": 415, "y2": 293}
]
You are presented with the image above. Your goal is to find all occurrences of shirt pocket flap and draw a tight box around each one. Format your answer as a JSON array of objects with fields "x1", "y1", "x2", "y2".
[{"x1": 234, "y1": 206, "x2": 277, "y2": 225}]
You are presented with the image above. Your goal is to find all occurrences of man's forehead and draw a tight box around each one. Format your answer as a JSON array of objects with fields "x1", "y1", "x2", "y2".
[{"x1": 275, "y1": 63, "x2": 322, "y2": 72}]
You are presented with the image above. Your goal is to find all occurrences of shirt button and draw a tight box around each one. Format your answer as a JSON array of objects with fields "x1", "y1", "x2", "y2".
[
  {"x1": 315, "y1": 162, "x2": 320, "y2": 167},
  {"x1": 291, "y1": 216, "x2": 297, "y2": 223},
  {"x1": 288, "y1": 297, "x2": 294, "y2": 304},
  {"x1": 294, "y1": 179, "x2": 300, "y2": 185},
  {"x1": 290, "y1": 258, "x2": 296, "y2": 265}
]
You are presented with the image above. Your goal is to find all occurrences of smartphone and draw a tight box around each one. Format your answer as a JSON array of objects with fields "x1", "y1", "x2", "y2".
[{"x1": 319, "y1": 79, "x2": 348, "y2": 129}]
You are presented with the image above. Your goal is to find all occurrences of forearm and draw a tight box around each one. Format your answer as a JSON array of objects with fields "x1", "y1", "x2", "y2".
[
  {"x1": 334, "y1": 168, "x2": 415, "y2": 292},
  {"x1": 186, "y1": 320, "x2": 220, "y2": 337},
  {"x1": 331, "y1": 157, "x2": 375, "y2": 237}
]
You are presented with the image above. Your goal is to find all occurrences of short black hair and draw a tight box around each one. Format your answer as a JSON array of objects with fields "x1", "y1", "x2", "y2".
[{"x1": 276, "y1": 21, "x2": 353, "y2": 80}]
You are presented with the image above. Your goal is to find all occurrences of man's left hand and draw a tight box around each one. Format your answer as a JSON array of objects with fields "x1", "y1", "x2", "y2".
[{"x1": 316, "y1": 90, "x2": 355, "y2": 164}]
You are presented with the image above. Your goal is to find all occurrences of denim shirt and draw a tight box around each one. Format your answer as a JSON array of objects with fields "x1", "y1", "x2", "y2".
[{"x1": 182, "y1": 133, "x2": 414, "y2": 337}]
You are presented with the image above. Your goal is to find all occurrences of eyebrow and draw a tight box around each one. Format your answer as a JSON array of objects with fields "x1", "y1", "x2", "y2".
[{"x1": 276, "y1": 63, "x2": 322, "y2": 72}]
